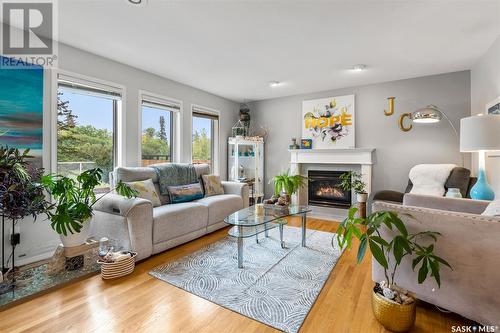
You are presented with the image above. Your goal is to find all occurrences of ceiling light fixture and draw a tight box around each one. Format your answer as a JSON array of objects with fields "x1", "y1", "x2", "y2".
[
  {"x1": 352, "y1": 64, "x2": 366, "y2": 72},
  {"x1": 269, "y1": 81, "x2": 281, "y2": 87},
  {"x1": 126, "y1": 0, "x2": 147, "y2": 6}
]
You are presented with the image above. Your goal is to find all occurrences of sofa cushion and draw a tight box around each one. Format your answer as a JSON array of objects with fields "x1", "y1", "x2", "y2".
[
  {"x1": 195, "y1": 194, "x2": 243, "y2": 226},
  {"x1": 125, "y1": 179, "x2": 161, "y2": 207},
  {"x1": 115, "y1": 166, "x2": 158, "y2": 183},
  {"x1": 153, "y1": 202, "x2": 208, "y2": 244},
  {"x1": 167, "y1": 183, "x2": 204, "y2": 203},
  {"x1": 202, "y1": 174, "x2": 224, "y2": 197},
  {"x1": 408, "y1": 164, "x2": 456, "y2": 196}
]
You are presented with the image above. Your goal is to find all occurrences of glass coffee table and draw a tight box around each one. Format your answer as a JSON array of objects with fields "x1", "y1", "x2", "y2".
[{"x1": 224, "y1": 205, "x2": 311, "y2": 268}]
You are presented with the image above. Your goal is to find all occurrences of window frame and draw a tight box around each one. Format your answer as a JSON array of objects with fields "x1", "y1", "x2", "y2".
[
  {"x1": 51, "y1": 70, "x2": 126, "y2": 176},
  {"x1": 138, "y1": 90, "x2": 182, "y2": 166},
  {"x1": 190, "y1": 104, "x2": 220, "y2": 175}
]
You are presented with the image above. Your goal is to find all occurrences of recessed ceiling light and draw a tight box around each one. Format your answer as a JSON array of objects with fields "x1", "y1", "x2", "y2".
[
  {"x1": 126, "y1": 0, "x2": 147, "y2": 6},
  {"x1": 269, "y1": 81, "x2": 281, "y2": 87},
  {"x1": 352, "y1": 64, "x2": 366, "y2": 72}
]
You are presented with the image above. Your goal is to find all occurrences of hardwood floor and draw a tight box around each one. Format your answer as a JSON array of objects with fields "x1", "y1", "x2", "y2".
[{"x1": 0, "y1": 217, "x2": 471, "y2": 333}]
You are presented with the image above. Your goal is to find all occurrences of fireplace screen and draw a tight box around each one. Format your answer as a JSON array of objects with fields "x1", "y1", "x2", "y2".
[{"x1": 308, "y1": 170, "x2": 351, "y2": 208}]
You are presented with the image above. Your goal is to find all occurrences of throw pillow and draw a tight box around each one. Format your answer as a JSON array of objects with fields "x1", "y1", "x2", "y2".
[
  {"x1": 202, "y1": 174, "x2": 224, "y2": 197},
  {"x1": 125, "y1": 179, "x2": 161, "y2": 207},
  {"x1": 408, "y1": 164, "x2": 456, "y2": 196},
  {"x1": 482, "y1": 200, "x2": 500, "y2": 217},
  {"x1": 167, "y1": 183, "x2": 204, "y2": 203}
]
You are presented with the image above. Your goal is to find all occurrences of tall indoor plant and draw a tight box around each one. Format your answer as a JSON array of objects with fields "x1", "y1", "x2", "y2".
[
  {"x1": 339, "y1": 171, "x2": 367, "y2": 203},
  {"x1": 42, "y1": 168, "x2": 137, "y2": 247},
  {"x1": 335, "y1": 207, "x2": 452, "y2": 332},
  {"x1": 0, "y1": 147, "x2": 51, "y2": 289},
  {"x1": 267, "y1": 171, "x2": 308, "y2": 206}
]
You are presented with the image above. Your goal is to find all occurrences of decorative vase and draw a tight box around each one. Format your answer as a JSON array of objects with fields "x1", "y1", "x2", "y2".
[
  {"x1": 60, "y1": 219, "x2": 91, "y2": 248},
  {"x1": 371, "y1": 290, "x2": 416, "y2": 332},
  {"x1": 356, "y1": 192, "x2": 368, "y2": 203},
  {"x1": 470, "y1": 168, "x2": 495, "y2": 200},
  {"x1": 445, "y1": 188, "x2": 462, "y2": 198}
]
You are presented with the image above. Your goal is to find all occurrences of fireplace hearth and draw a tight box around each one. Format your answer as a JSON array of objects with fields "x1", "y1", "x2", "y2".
[{"x1": 308, "y1": 170, "x2": 351, "y2": 208}]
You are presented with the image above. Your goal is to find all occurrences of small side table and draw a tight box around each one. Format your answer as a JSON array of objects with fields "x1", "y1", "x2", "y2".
[{"x1": 358, "y1": 201, "x2": 367, "y2": 219}]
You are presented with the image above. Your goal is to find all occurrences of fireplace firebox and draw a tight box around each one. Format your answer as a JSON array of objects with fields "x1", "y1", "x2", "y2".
[{"x1": 308, "y1": 170, "x2": 351, "y2": 208}]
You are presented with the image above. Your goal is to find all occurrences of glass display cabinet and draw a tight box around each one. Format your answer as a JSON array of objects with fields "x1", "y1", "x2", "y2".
[{"x1": 228, "y1": 137, "x2": 264, "y2": 205}]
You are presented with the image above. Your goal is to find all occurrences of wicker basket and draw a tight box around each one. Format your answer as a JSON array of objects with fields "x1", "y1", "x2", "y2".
[
  {"x1": 98, "y1": 252, "x2": 137, "y2": 280},
  {"x1": 371, "y1": 290, "x2": 416, "y2": 332}
]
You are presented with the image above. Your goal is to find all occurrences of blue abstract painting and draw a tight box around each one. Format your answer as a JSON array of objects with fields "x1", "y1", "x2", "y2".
[{"x1": 0, "y1": 56, "x2": 43, "y2": 166}]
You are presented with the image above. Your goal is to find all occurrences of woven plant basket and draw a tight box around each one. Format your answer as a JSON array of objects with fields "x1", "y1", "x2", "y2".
[
  {"x1": 371, "y1": 290, "x2": 416, "y2": 332},
  {"x1": 98, "y1": 252, "x2": 137, "y2": 280}
]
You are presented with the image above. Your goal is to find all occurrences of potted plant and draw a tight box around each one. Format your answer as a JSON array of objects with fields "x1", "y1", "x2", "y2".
[
  {"x1": 42, "y1": 168, "x2": 137, "y2": 247},
  {"x1": 335, "y1": 207, "x2": 452, "y2": 332},
  {"x1": 340, "y1": 171, "x2": 367, "y2": 203},
  {"x1": 0, "y1": 147, "x2": 51, "y2": 288},
  {"x1": 265, "y1": 171, "x2": 308, "y2": 206}
]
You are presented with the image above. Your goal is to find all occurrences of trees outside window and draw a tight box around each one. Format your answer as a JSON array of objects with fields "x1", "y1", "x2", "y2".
[
  {"x1": 56, "y1": 86, "x2": 118, "y2": 189},
  {"x1": 192, "y1": 109, "x2": 219, "y2": 173},
  {"x1": 141, "y1": 106, "x2": 173, "y2": 166}
]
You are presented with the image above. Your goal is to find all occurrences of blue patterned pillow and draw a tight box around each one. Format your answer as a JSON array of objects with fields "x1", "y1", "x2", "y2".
[{"x1": 167, "y1": 182, "x2": 204, "y2": 203}]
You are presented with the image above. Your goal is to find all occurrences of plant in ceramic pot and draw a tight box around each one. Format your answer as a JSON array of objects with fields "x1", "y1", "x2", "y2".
[
  {"x1": 335, "y1": 208, "x2": 452, "y2": 332},
  {"x1": 42, "y1": 168, "x2": 137, "y2": 247},
  {"x1": 340, "y1": 171, "x2": 367, "y2": 203},
  {"x1": 265, "y1": 171, "x2": 308, "y2": 206}
]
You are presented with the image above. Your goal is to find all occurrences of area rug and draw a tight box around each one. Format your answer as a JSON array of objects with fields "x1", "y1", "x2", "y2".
[{"x1": 150, "y1": 226, "x2": 343, "y2": 333}]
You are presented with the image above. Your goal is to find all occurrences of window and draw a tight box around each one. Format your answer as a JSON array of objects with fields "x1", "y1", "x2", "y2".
[
  {"x1": 56, "y1": 74, "x2": 122, "y2": 189},
  {"x1": 140, "y1": 93, "x2": 180, "y2": 166},
  {"x1": 192, "y1": 106, "x2": 219, "y2": 173}
]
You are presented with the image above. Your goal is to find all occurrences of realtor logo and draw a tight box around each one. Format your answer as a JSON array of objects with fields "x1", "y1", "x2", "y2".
[{"x1": 1, "y1": 0, "x2": 57, "y2": 68}]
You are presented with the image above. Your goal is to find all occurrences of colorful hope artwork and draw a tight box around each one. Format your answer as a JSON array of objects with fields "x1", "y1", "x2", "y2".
[{"x1": 302, "y1": 95, "x2": 355, "y2": 149}]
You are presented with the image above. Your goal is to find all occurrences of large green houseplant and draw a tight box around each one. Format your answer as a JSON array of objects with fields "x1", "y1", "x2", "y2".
[
  {"x1": 266, "y1": 171, "x2": 308, "y2": 206},
  {"x1": 335, "y1": 207, "x2": 452, "y2": 331},
  {"x1": 42, "y1": 168, "x2": 137, "y2": 247},
  {"x1": 339, "y1": 171, "x2": 368, "y2": 203}
]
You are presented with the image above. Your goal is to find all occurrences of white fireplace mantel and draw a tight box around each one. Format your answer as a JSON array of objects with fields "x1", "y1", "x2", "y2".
[
  {"x1": 289, "y1": 148, "x2": 376, "y2": 207},
  {"x1": 290, "y1": 148, "x2": 375, "y2": 165}
]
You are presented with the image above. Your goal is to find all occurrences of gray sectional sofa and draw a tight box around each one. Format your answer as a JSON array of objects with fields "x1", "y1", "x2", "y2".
[
  {"x1": 372, "y1": 194, "x2": 500, "y2": 325},
  {"x1": 91, "y1": 164, "x2": 249, "y2": 261}
]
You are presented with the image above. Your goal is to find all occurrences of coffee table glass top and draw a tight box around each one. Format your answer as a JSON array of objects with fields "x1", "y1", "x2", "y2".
[{"x1": 224, "y1": 205, "x2": 311, "y2": 227}]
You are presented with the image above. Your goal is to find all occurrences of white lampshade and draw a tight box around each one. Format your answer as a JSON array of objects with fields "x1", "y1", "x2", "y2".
[{"x1": 460, "y1": 115, "x2": 500, "y2": 152}]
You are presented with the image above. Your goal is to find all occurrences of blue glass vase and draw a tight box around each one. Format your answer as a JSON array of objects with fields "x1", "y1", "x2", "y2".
[{"x1": 470, "y1": 168, "x2": 495, "y2": 200}]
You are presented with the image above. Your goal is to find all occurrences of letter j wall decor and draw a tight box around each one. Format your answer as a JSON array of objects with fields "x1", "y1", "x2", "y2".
[{"x1": 302, "y1": 94, "x2": 355, "y2": 149}]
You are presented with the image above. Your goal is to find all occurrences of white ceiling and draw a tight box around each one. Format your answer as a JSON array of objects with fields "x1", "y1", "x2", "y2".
[{"x1": 57, "y1": 0, "x2": 499, "y2": 102}]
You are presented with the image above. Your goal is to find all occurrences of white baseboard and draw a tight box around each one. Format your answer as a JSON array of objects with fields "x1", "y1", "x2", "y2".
[{"x1": 15, "y1": 250, "x2": 55, "y2": 266}]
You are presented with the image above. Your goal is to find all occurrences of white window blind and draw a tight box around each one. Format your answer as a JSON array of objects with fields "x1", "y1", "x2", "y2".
[
  {"x1": 57, "y1": 73, "x2": 122, "y2": 100},
  {"x1": 141, "y1": 94, "x2": 181, "y2": 113},
  {"x1": 192, "y1": 105, "x2": 219, "y2": 120}
]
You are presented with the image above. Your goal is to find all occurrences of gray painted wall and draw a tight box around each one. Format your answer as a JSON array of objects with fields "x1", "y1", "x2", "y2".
[
  {"x1": 6, "y1": 43, "x2": 239, "y2": 266},
  {"x1": 250, "y1": 71, "x2": 471, "y2": 198},
  {"x1": 471, "y1": 36, "x2": 500, "y2": 193}
]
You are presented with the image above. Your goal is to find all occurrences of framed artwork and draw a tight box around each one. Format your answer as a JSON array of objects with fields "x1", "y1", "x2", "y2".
[
  {"x1": 300, "y1": 139, "x2": 312, "y2": 149},
  {"x1": 302, "y1": 94, "x2": 355, "y2": 149},
  {"x1": 0, "y1": 56, "x2": 44, "y2": 167},
  {"x1": 486, "y1": 96, "x2": 500, "y2": 115}
]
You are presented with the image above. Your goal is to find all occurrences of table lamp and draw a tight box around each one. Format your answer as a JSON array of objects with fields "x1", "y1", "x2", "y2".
[{"x1": 460, "y1": 114, "x2": 500, "y2": 200}]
